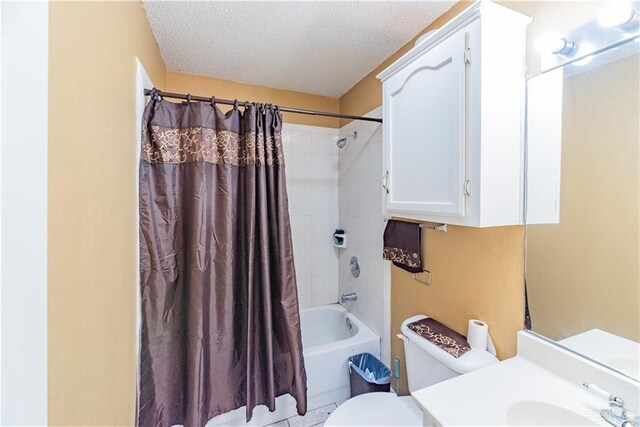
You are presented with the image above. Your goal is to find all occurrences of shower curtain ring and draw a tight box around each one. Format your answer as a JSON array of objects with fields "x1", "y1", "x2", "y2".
[
  {"x1": 186, "y1": 94, "x2": 192, "y2": 103},
  {"x1": 150, "y1": 88, "x2": 162, "y2": 101},
  {"x1": 210, "y1": 96, "x2": 216, "y2": 106},
  {"x1": 233, "y1": 99, "x2": 239, "y2": 110}
]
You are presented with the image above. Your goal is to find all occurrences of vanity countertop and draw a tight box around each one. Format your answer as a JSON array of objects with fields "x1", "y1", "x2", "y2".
[
  {"x1": 412, "y1": 356, "x2": 611, "y2": 426},
  {"x1": 560, "y1": 329, "x2": 640, "y2": 380}
]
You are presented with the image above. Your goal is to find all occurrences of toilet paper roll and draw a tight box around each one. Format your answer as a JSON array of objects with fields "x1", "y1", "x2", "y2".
[{"x1": 467, "y1": 319, "x2": 492, "y2": 353}]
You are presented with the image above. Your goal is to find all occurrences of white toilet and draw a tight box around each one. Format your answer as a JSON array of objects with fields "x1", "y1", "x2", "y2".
[{"x1": 325, "y1": 315, "x2": 499, "y2": 426}]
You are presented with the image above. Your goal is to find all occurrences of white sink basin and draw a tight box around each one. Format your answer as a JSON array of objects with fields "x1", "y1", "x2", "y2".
[
  {"x1": 412, "y1": 353, "x2": 616, "y2": 427},
  {"x1": 506, "y1": 401, "x2": 600, "y2": 426}
]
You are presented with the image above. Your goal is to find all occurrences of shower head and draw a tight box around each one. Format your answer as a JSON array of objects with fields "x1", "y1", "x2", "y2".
[{"x1": 336, "y1": 131, "x2": 358, "y2": 149}]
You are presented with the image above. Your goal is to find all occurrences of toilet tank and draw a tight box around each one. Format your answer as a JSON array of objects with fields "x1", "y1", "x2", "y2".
[{"x1": 400, "y1": 315, "x2": 499, "y2": 393}]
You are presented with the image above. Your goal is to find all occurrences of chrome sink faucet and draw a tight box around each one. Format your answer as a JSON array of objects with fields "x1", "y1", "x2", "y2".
[{"x1": 583, "y1": 383, "x2": 640, "y2": 427}]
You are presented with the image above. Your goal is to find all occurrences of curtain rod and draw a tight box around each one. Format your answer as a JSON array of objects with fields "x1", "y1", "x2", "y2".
[{"x1": 144, "y1": 89, "x2": 383, "y2": 124}]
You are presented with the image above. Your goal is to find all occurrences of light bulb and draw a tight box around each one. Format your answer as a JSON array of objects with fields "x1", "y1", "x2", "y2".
[
  {"x1": 598, "y1": 1, "x2": 638, "y2": 28},
  {"x1": 536, "y1": 32, "x2": 577, "y2": 55},
  {"x1": 536, "y1": 32, "x2": 561, "y2": 54}
]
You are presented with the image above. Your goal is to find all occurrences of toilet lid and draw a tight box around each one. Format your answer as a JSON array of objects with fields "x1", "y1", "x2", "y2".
[{"x1": 325, "y1": 393, "x2": 421, "y2": 426}]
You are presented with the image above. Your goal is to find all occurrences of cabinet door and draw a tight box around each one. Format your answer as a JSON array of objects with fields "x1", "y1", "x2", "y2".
[{"x1": 384, "y1": 29, "x2": 466, "y2": 217}]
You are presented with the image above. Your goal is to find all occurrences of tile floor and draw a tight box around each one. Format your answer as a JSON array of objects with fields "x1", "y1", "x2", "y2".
[
  {"x1": 262, "y1": 394, "x2": 421, "y2": 427},
  {"x1": 264, "y1": 401, "x2": 346, "y2": 427}
]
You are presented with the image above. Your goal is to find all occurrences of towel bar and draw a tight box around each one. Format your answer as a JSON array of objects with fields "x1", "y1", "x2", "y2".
[
  {"x1": 382, "y1": 218, "x2": 442, "y2": 285},
  {"x1": 383, "y1": 218, "x2": 447, "y2": 233},
  {"x1": 419, "y1": 223, "x2": 447, "y2": 232}
]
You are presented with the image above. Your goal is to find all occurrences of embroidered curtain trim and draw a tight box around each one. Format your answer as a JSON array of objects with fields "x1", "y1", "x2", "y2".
[{"x1": 142, "y1": 124, "x2": 284, "y2": 166}]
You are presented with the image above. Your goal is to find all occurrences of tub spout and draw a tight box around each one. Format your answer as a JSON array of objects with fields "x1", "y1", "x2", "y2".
[{"x1": 340, "y1": 292, "x2": 357, "y2": 303}]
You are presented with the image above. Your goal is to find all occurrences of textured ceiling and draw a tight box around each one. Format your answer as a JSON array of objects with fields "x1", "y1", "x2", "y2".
[{"x1": 142, "y1": 1, "x2": 455, "y2": 97}]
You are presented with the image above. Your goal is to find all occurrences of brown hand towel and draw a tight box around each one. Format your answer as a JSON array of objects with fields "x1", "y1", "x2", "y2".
[
  {"x1": 383, "y1": 219, "x2": 423, "y2": 273},
  {"x1": 407, "y1": 318, "x2": 471, "y2": 358}
]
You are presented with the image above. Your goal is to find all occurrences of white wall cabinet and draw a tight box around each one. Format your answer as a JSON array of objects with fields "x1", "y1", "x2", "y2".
[{"x1": 377, "y1": 1, "x2": 531, "y2": 227}]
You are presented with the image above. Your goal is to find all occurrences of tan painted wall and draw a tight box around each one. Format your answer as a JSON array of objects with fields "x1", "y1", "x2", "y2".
[
  {"x1": 48, "y1": 5, "x2": 339, "y2": 425},
  {"x1": 166, "y1": 71, "x2": 340, "y2": 128},
  {"x1": 391, "y1": 226, "x2": 525, "y2": 394},
  {"x1": 527, "y1": 53, "x2": 640, "y2": 342},
  {"x1": 48, "y1": 2, "x2": 166, "y2": 425},
  {"x1": 46, "y1": 0, "x2": 620, "y2": 423}
]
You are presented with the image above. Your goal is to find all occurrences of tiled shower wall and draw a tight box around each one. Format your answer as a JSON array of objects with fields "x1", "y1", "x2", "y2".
[
  {"x1": 283, "y1": 124, "x2": 340, "y2": 309},
  {"x1": 337, "y1": 107, "x2": 389, "y2": 361}
]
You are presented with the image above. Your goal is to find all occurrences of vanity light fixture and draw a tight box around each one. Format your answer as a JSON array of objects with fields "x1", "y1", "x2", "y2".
[
  {"x1": 598, "y1": 1, "x2": 639, "y2": 29},
  {"x1": 574, "y1": 55, "x2": 594, "y2": 66},
  {"x1": 536, "y1": 32, "x2": 577, "y2": 55},
  {"x1": 538, "y1": 2, "x2": 640, "y2": 72},
  {"x1": 573, "y1": 43, "x2": 595, "y2": 65}
]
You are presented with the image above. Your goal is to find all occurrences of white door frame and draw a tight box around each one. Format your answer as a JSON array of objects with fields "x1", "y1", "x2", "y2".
[
  {"x1": 134, "y1": 58, "x2": 154, "y2": 425},
  {"x1": 1, "y1": 2, "x2": 49, "y2": 425}
]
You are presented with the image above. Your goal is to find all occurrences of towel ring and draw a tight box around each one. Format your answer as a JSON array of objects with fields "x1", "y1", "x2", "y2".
[{"x1": 413, "y1": 269, "x2": 432, "y2": 285}]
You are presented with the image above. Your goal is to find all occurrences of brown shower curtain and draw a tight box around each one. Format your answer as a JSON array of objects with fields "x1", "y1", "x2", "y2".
[{"x1": 137, "y1": 91, "x2": 307, "y2": 427}]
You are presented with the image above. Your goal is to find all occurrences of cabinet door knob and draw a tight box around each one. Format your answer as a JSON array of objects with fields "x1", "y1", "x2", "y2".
[
  {"x1": 464, "y1": 180, "x2": 471, "y2": 197},
  {"x1": 382, "y1": 171, "x2": 390, "y2": 194}
]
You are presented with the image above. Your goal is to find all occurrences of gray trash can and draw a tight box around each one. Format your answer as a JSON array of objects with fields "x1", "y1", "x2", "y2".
[{"x1": 348, "y1": 352, "x2": 392, "y2": 397}]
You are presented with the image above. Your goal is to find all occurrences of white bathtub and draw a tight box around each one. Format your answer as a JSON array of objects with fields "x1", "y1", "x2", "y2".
[{"x1": 208, "y1": 304, "x2": 380, "y2": 426}]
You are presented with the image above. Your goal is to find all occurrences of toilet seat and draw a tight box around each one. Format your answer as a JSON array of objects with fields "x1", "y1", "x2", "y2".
[{"x1": 324, "y1": 393, "x2": 421, "y2": 426}]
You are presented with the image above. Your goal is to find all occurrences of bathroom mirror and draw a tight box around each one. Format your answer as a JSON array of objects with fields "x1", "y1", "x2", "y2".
[{"x1": 524, "y1": 34, "x2": 639, "y2": 381}]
